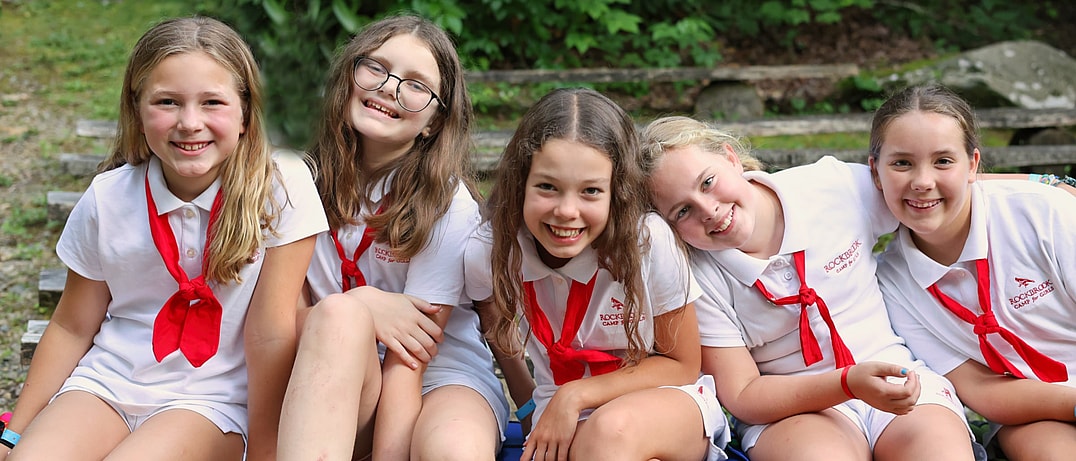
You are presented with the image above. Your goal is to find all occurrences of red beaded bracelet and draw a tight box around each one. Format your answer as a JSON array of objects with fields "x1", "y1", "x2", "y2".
[{"x1": 841, "y1": 365, "x2": 856, "y2": 400}]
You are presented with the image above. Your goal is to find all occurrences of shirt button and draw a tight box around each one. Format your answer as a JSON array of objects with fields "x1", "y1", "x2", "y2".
[
  {"x1": 184, "y1": 209, "x2": 195, "y2": 219},
  {"x1": 783, "y1": 272, "x2": 794, "y2": 281},
  {"x1": 186, "y1": 248, "x2": 197, "y2": 258},
  {"x1": 346, "y1": 231, "x2": 354, "y2": 239}
]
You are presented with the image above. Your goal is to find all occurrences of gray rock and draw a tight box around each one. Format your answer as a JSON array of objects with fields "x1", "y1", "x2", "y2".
[
  {"x1": 884, "y1": 40, "x2": 1076, "y2": 109},
  {"x1": 693, "y1": 82, "x2": 765, "y2": 121}
]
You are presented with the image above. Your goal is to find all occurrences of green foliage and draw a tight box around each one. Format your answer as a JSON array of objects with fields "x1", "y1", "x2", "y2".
[{"x1": 868, "y1": 1, "x2": 1055, "y2": 51}]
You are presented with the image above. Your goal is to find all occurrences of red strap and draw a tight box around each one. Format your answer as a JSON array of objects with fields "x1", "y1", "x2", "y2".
[
  {"x1": 524, "y1": 273, "x2": 622, "y2": 385},
  {"x1": 928, "y1": 259, "x2": 1067, "y2": 382},
  {"x1": 146, "y1": 173, "x2": 223, "y2": 368},
  {"x1": 754, "y1": 251, "x2": 855, "y2": 368},
  {"x1": 330, "y1": 203, "x2": 385, "y2": 291}
]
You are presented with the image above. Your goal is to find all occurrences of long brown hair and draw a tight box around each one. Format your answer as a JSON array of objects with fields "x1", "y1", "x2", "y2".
[
  {"x1": 104, "y1": 16, "x2": 279, "y2": 284},
  {"x1": 309, "y1": 14, "x2": 477, "y2": 258},
  {"x1": 485, "y1": 88, "x2": 650, "y2": 366}
]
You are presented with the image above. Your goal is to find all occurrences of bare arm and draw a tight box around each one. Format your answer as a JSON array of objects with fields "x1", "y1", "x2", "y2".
[
  {"x1": 705, "y1": 346, "x2": 918, "y2": 425},
  {"x1": 4, "y1": 271, "x2": 110, "y2": 437},
  {"x1": 947, "y1": 359, "x2": 1076, "y2": 425},
  {"x1": 475, "y1": 298, "x2": 535, "y2": 432},
  {"x1": 244, "y1": 236, "x2": 317, "y2": 461},
  {"x1": 372, "y1": 300, "x2": 453, "y2": 461}
]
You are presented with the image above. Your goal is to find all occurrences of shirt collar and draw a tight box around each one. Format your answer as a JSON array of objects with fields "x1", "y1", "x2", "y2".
[{"x1": 147, "y1": 156, "x2": 222, "y2": 215}]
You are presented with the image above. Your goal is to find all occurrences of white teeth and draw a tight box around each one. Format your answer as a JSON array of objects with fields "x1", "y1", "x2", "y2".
[
  {"x1": 713, "y1": 208, "x2": 733, "y2": 233},
  {"x1": 549, "y1": 226, "x2": 582, "y2": 238},
  {"x1": 177, "y1": 142, "x2": 208, "y2": 151},
  {"x1": 367, "y1": 101, "x2": 399, "y2": 118},
  {"x1": 907, "y1": 199, "x2": 941, "y2": 209}
]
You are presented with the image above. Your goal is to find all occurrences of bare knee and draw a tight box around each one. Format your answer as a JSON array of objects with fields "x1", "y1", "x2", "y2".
[
  {"x1": 570, "y1": 405, "x2": 639, "y2": 459},
  {"x1": 302, "y1": 293, "x2": 374, "y2": 344}
]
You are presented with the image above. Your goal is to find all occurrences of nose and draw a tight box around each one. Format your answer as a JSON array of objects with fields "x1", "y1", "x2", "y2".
[
  {"x1": 696, "y1": 196, "x2": 719, "y2": 223},
  {"x1": 176, "y1": 105, "x2": 204, "y2": 132},
  {"x1": 911, "y1": 166, "x2": 935, "y2": 192},
  {"x1": 553, "y1": 195, "x2": 579, "y2": 220},
  {"x1": 381, "y1": 74, "x2": 403, "y2": 99}
]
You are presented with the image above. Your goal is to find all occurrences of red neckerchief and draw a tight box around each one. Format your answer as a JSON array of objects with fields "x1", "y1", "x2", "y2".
[
  {"x1": 928, "y1": 259, "x2": 1067, "y2": 382},
  {"x1": 146, "y1": 173, "x2": 223, "y2": 368},
  {"x1": 754, "y1": 250, "x2": 856, "y2": 368},
  {"x1": 524, "y1": 272, "x2": 622, "y2": 385},
  {"x1": 330, "y1": 203, "x2": 385, "y2": 291}
]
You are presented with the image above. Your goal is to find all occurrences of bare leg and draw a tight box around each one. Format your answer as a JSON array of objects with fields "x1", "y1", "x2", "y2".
[
  {"x1": 8, "y1": 391, "x2": 129, "y2": 461},
  {"x1": 106, "y1": 409, "x2": 244, "y2": 461},
  {"x1": 996, "y1": 420, "x2": 1076, "y2": 461},
  {"x1": 279, "y1": 293, "x2": 383, "y2": 460},
  {"x1": 875, "y1": 403, "x2": 973, "y2": 461},
  {"x1": 569, "y1": 387, "x2": 708, "y2": 461},
  {"x1": 748, "y1": 408, "x2": 870, "y2": 461},
  {"x1": 411, "y1": 385, "x2": 500, "y2": 461}
]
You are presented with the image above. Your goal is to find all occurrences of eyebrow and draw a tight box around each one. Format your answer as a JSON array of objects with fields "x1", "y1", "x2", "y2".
[{"x1": 369, "y1": 55, "x2": 438, "y2": 85}]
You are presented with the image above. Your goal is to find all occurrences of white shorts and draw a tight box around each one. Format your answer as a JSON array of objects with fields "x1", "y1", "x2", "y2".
[
  {"x1": 736, "y1": 365, "x2": 969, "y2": 452},
  {"x1": 663, "y1": 375, "x2": 732, "y2": 461},
  {"x1": 55, "y1": 385, "x2": 245, "y2": 438}
]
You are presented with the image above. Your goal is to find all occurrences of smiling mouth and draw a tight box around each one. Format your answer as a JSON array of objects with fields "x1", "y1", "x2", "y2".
[
  {"x1": 548, "y1": 224, "x2": 583, "y2": 239},
  {"x1": 175, "y1": 142, "x2": 209, "y2": 151},
  {"x1": 711, "y1": 208, "x2": 734, "y2": 234},
  {"x1": 905, "y1": 198, "x2": 941, "y2": 209},
  {"x1": 365, "y1": 100, "x2": 399, "y2": 118}
]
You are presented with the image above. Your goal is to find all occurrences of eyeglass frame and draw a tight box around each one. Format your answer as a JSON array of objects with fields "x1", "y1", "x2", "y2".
[{"x1": 352, "y1": 56, "x2": 444, "y2": 112}]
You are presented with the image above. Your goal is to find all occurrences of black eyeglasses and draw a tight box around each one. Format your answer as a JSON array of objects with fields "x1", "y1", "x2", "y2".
[{"x1": 353, "y1": 56, "x2": 443, "y2": 112}]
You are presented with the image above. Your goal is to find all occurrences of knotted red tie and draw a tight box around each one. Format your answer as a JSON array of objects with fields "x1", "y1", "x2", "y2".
[
  {"x1": 928, "y1": 259, "x2": 1067, "y2": 382},
  {"x1": 330, "y1": 204, "x2": 384, "y2": 291},
  {"x1": 754, "y1": 251, "x2": 855, "y2": 368},
  {"x1": 524, "y1": 273, "x2": 622, "y2": 385},
  {"x1": 146, "y1": 174, "x2": 223, "y2": 368}
]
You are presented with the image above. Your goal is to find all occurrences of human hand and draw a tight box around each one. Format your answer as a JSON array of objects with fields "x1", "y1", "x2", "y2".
[
  {"x1": 347, "y1": 287, "x2": 443, "y2": 368},
  {"x1": 520, "y1": 386, "x2": 583, "y2": 461},
  {"x1": 845, "y1": 361, "x2": 921, "y2": 415}
]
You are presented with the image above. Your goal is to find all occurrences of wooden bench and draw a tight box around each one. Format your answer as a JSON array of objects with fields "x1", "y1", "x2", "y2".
[{"x1": 463, "y1": 63, "x2": 860, "y2": 84}]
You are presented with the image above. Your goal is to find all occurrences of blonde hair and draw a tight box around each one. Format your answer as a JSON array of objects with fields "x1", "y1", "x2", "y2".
[
  {"x1": 484, "y1": 88, "x2": 650, "y2": 367},
  {"x1": 309, "y1": 14, "x2": 478, "y2": 259},
  {"x1": 103, "y1": 16, "x2": 280, "y2": 284}
]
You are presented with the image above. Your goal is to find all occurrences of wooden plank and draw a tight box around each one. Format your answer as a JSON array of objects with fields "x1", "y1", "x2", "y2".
[
  {"x1": 21, "y1": 320, "x2": 49, "y2": 366},
  {"x1": 465, "y1": 64, "x2": 861, "y2": 84},
  {"x1": 38, "y1": 267, "x2": 66, "y2": 309},
  {"x1": 749, "y1": 144, "x2": 1076, "y2": 171}
]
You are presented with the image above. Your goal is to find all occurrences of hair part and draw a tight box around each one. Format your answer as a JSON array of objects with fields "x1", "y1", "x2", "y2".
[
  {"x1": 868, "y1": 84, "x2": 981, "y2": 162},
  {"x1": 484, "y1": 88, "x2": 651, "y2": 367},
  {"x1": 309, "y1": 13, "x2": 478, "y2": 259},
  {"x1": 104, "y1": 16, "x2": 280, "y2": 284}
]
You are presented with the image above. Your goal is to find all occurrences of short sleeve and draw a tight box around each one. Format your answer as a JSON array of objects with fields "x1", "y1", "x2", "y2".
[
  {"x1": 266, "y1": 150, "x2": 329, "y2": 248},
  {"x1": 690, "y1": 250, "x2": 749, "y2": 348},
  {"x1": 463, "y1": 222, "x2": 495, "y2": 302},
  {"x1": 641, "y1": 213, "x2": 701, "y2": 316},
  {"x1": 56, "y1": 183, "x2": 104, "y2": 281},
  {"x1": 400, "y1": 184, "x2": 481, "y2": 306}
]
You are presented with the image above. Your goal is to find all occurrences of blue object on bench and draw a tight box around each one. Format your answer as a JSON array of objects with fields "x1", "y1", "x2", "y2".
[
  {"x1": 497, "y1": 420, "x2": 525, "y2": 461},
  {"x1": 496, "y1": 420, "x2": 751, "y2": 461}
]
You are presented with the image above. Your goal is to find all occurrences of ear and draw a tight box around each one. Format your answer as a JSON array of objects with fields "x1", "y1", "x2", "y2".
[
  {"x1": 723, "y1": 143, "x2": 744, "y2": 174},
  {"x1": 868, "y1": 156, "x2": 882, "y2": 190},
  {"x1": 968, "y1": 148, "x2": 981, "y2": 183},
  {"x1": 421, "y1": 126, "x2": 432, "y2": 138}
]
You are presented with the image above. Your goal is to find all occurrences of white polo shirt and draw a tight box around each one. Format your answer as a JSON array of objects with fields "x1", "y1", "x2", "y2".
[
  {"x1": 691, "y1": 157, "x2": 915, "y2": 376},
  {"x1": 878, "y1": 180, "x2": 1076, "y2": 386},
  {"x1": 56, "y1": 152, "x2": 328, "y2": 433},
  {"x1": 305, "y1": 176, "x2": 509, "y2": 429},
  {"x1": 464, "y1": 213, "x2": 701, "y2": 423}
]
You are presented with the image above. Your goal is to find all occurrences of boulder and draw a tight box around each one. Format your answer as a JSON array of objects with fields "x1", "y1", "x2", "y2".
[
  {"x1": 883, "y1": 40, "x2": 1076, "y2": 109},
  {"x1": 693, "y1": 82, "x2": 764, "y2": 121}
]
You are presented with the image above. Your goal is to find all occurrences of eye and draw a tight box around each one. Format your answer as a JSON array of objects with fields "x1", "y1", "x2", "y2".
[
  {"x1": 204, "y1": 99, "x2": 226, "y2": 106},
  {"x1": 889, "y1": 159, "x2": 911, "y2": 168},
  {"x1": 155, "y1": 98, "x2": 178, "y2": 106},
  {"x1": 535, "y1": 183, "x2": 555, "y2": 191},
  {"x1": 582, "y1": 186, "x2": 602, "y2": 196},
  {"x1": 674, "y1": 205, "x2": 690, "y2": 221},
  {"x1": 402, "y1": 79, "x2": 431, "y2": 95},
  {"x1": 935, "y1": 157, "x2": 956, "y2": 166},
  {"x1": 701, "y1": 175, "x2": 714, "y2": 189}
]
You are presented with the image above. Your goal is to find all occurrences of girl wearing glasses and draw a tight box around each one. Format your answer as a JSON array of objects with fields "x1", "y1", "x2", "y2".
[{"x1": 278, "y1": 14, "x2": 508, "y2": 461}]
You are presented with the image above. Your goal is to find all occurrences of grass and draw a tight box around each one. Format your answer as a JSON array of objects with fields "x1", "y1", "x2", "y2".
[{"x1": 0, "y1": 1, "x2": 199, "y2": 121}]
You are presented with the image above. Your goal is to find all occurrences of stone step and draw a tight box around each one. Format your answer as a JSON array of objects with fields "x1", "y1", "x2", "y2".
[
  {"x1": 38, "y1": 267, "x2": 66, "y2": 309},
  {"x1": 58, "y1": 152, "x2": 104, "y2": 177},
  {"x1": 21, "y1": 320, "x2": 49, "y2": 366},
  {"x1": 46, "y1": 190, "x2": 81, "y2": 226}
]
